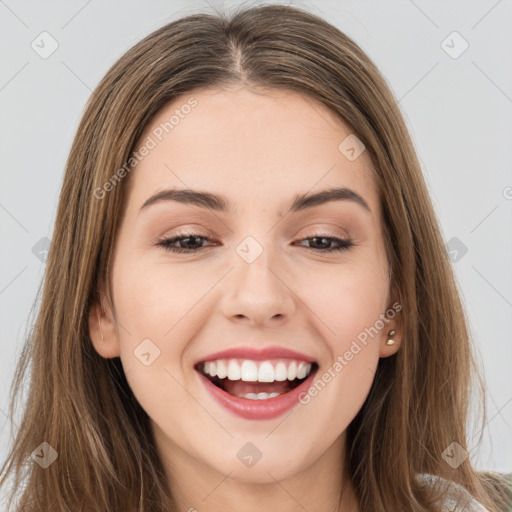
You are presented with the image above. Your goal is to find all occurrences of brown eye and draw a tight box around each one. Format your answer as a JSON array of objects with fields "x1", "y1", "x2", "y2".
[
  {"x1": 295, "y1": 235, "x2": 354, "y2": 253},
  {"x1": 156, "y1": 234, "x2": 213, "y2": 253}
]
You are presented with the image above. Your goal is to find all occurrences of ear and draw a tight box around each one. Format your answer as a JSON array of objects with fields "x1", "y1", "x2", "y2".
[
  {"x1": 378, "y1": 301, "x2": 403, "y2": 358},
  {"x1": 88, "y1": 289, "x2": 121, "y2": 359}
]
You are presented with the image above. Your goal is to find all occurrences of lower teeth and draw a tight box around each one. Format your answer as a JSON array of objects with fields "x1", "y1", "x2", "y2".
[{"x1": 235, "y1": 392, "x2": 282, "y2": 400}]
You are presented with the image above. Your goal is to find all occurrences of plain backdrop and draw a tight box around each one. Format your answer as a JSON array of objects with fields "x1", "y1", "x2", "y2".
[{"x1": 1, "y1": 0, "x2": 511, "y2": 486}]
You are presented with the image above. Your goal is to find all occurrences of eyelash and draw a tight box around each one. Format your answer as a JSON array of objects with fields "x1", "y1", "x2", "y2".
[{"x1": 155, "y1": 232, "x2": 355, "y2": 254}]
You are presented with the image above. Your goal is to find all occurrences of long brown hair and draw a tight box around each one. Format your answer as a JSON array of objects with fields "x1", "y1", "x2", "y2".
[{"x1": 1, "y1": 4, "x2": 510, "y2": 511}]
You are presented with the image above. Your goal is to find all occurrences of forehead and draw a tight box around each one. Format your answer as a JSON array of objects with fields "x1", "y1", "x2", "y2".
[{"x1": 126, "y1": 87, "x2": 379, "y2": 217}]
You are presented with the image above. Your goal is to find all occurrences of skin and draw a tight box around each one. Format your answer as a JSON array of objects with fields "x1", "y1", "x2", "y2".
[{"x1": 89, "y1": 86, "x2": 402, "y2": 512}]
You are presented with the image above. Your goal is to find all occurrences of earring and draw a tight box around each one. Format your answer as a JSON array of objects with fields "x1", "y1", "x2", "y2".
[{"x1": 386, "y1": 330, "x2": 396, "y2": 345}]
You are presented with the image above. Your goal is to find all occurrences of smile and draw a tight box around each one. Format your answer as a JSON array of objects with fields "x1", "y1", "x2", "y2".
[
  {"x1": 194, "y1": 347, "x2": 319, "y2": 420},
  {"x1": 198, "y1": 359, "x2": 314, "y2": 399}
]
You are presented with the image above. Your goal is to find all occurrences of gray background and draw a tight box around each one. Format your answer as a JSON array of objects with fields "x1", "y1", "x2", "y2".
[{"x1": 1, "y1": 0, "x2": 511, "y2": 481}]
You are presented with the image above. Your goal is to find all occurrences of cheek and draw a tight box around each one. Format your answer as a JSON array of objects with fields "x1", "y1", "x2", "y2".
[
  {"x1": 110, "y1": 260, "x2": 190, "y2": 393},
  {"x1": 112, "y1": 258, "x2": 208, "y2": 339},
  {"x1": 298, "y1": 257, "x2": 389, "y2": 345},
  {"x1": 298, "y1": 267, "x2": 386, "y2": 429},
  {"x1": 300, "y1": 257, "x2": 388, "y2": 424},
  {"x1": 111, "y1": 263, "x2": 198, "y2": 428}
]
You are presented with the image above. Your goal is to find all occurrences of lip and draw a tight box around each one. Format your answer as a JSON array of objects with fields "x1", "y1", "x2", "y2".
[
  {"x1": 196, "y1": 345, "x2": 317, "y2": 365},
  {"x1": 196, "y1": 364, "x2": 318, "y2": 420}
]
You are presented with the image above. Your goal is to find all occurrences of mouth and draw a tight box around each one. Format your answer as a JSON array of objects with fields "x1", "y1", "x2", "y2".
[
  {"x1": 194, "y1": 358, "x2": 318, "y2": 400},
  {"x1": 194, "y1": 354, "x2": 318, "y2": 420}
]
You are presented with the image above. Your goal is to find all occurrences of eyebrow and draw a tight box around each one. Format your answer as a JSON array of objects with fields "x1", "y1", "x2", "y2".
[{"x1": 139, "y1": 186, "x2": 371, "y2": 215}]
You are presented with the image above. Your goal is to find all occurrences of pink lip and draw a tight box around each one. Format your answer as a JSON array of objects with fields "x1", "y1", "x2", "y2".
[
  {"x1": 197, "y1": 367, "x2": 318, "y2": 420},
  {"x1": 196, "y1": 346, "x2": 316, "y2": 365}
]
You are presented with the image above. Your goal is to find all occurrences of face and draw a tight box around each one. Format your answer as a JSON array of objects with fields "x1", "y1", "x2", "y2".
[{"x1": 89, "y1": 86, "x2": 401, "y2": 486}]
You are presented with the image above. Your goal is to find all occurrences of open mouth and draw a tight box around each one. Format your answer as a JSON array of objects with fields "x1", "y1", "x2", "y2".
[{"x1": 194, "y1": 359, "x2": 319, "y2": 400}]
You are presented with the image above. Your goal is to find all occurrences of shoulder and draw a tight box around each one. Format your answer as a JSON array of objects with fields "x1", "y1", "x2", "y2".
[{"x1": 415, "y1": 473, "x2": 490, "y2": 512}]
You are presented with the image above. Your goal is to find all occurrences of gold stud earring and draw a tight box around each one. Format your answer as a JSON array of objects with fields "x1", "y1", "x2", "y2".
[{"x1": 386, "y1": 330, "x2": 396, "y2": 346}]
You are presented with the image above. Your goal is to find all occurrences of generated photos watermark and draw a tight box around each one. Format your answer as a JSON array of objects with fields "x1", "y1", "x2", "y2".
[
  {"x1": 298, "y1": 301, "x2": 402, "y2": 405},
  {"x1": 93, "y1": 97, "x2": 197, "y2": 200}
]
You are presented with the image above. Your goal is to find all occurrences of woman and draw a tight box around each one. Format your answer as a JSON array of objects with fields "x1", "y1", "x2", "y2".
[{"x1": 1, "y1": 4, "x2": 510, "y2": 511}]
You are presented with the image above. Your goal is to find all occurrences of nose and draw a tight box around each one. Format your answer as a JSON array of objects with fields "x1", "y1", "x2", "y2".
[{"x1": 219, "y1": 240, "x2": 297, "y2": 327}]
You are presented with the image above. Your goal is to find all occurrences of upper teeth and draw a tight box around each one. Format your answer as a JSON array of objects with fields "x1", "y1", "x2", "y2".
[{"x1": 202, "y1": 359, "x2": 312, "y2": 382}]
